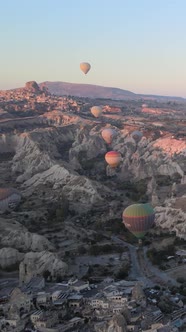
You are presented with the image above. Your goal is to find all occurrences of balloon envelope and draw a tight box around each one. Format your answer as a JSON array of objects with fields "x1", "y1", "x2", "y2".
[
  {"x1": 105, "y1": 151, "x2": 121, "y2": 168},
  {"x1": 80, "y1": 62, "x2": 91, "y2": 74},
  {"x1": 122, "y1": 203, "x2": 155, "y2": 239},
  {"x1": 90, "y1": 106, "x2": 102, "y2": 118},
  {"x1": 131, "y1": 130, "x2": 143, "y2": 143},
  {"x1": 101, "y1": 128, "x2": 117, "y2": 144}
]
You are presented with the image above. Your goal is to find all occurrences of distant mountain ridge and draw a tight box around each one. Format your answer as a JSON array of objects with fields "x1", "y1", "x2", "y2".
[{"x1": 40, "y1": 81, "x2": 186, "y2": 102}]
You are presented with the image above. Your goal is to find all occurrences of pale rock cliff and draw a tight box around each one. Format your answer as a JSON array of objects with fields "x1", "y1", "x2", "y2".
[
  {"x1": 40, "y1": 110, "x2": 81, "y2": 126},
  {"x1": 12, "y1": 133, "x2": 54, "y2": 183},
  {"x1": 155, "y1": 200, "x2": 186, "y2": 240},
  {"x1": 1, "y1": 118, "x2": 186, "y2": 238},
  {"x1": 0, "y1": 217, "x2": 54, "y2": 252},
  {"x1": 131, "y1": 282, "x2": 146, "y2": 303},
  {"x1": 69, "y1": 125, "x2": 106, "y2": 170},
  {"x1": 0, "y1": 248, "x2": 24, "y2": 269},
  {"x1": 19, "y1": 251, "x2": 68, "y2": 284},
  {"x1": 114, "y1": 136, "x2": 185, "y2": 182},
  {"x1": 22, "y1": 164, "x2": 108, "y2": 212}
]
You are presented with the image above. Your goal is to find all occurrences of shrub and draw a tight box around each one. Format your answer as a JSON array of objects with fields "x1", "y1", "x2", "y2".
[
  {"x1": 147, "y1": 245, "x2": 175, "y2": 266},
  {"x1": 78, "y1": 246, "x2": 87, "y2": 255},
  {"x1": 47, "y1": 195, "x2": 69, "y2": 223},
  {"x1": 177, "y1": 277, "x2": 186, "y2": 284},
  {"x1": 115, "y1": 263, "x2": 130, "y2": 279}
]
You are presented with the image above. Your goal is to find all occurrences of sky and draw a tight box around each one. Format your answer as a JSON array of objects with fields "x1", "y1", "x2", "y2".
[{"x1": 0, "y1": 0, "x2": 186, "y2": 97}]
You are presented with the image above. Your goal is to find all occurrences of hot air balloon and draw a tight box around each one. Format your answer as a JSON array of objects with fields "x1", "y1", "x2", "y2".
[
  {"x1": 105, "y1": 151, "x2": 121, "y2": 168},
  {"x1": 0, "y1": 188, "x2": 21, "y2": 212},
  {"x1": 80, "y1": 62, "x2": 91, "y2": 75},
  {"x1": 122, "y1": 203, "x2": 155, "y2": 239},
  {"x1": 101, "y1": 128, "x2": 117, "y2": 144},
  {"x1": 131, "y1": 130, "x2": 143, "y2": 143},
  {"x1": 90, "y1": 106, "x2": 102, "y2": 118}
]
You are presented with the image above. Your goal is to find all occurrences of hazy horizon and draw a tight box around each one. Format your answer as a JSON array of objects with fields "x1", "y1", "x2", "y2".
[
  {"x1": 1, "y1": 0, "x2": 186, "y2": 97},
  {"x1": 2, "y1": 80, "x2": 186, "y2": 100}
]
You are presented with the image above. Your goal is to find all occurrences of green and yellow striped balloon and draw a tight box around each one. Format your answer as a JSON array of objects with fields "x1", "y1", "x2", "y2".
[{"x1": 122, "y1": 203, "x2": 155, "y2": 239}]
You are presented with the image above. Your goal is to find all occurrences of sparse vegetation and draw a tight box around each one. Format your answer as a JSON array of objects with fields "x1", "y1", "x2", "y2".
[
  {"x1": 0, "y1": 78, "x2": 186, "y2": 331},
  {"x1": 117, "y1": 179, "x2": 148, "y2": 202},
  {"x1": 147, "y1": 245, "x2": 175, "y2": 266},
  {"x1": 0, "y1": 262, "x2": 20, "y2": 272},
  {"x1": 115, "y1": 263, "x2": 130, "y2": 279},
  {"x1": 89, "y1": 244, "x2": 124, "y2": 256},
  {"x1": 47, "y1": 195, "x2": 69, "y2": 223}
]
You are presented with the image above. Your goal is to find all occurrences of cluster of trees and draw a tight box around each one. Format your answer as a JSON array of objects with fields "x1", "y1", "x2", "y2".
[
  {"x1": 177, "y1": 278, "x2": 186, "y2": 297},
  {"x1": 158, "y1": 296, "x2": 176, "y2": 314},
  {"x1": 47, "y1": 194, "x2": 69, "y2": 223},
  {"x1": 0, "y1": 262, "x2": 20, "y2": 272},
  {"x1": 117, "y1": 179, "x2": 148, "y2": 202},
  {"x1": 115, "y1": 263, "x2": 130, "y2": 279},
  {"x1": 89, "y1": 243, "x2": 123, "y2": 256},
  {"x1": 42, "y1": 270, "x2": 63, "y2": 282},
  {"x1": 156, "y1": 174, "x2": 181, "y2": 187},
  {"x1": 147, "y1": 245, "x2": 175, "y2": 266}
]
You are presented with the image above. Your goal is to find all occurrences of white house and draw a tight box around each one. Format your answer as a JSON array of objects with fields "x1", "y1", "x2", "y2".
[
  {"x1": 34, "y1": 311, "x2": 58, "y2": 329},
  {"x1": 30, "y1": 310, "x2": 44, "y2": 323},
  {"x1": 52, "y1": 290, "x2": 63, "y2": 302},
  {"x1": 68, "y1": 294, "x2": 83, "y2": 308},
  {"x1": 104, "y1": 290, "x2": 128, "y2": 304},
  {"x1": 71, "y1": 280, "x2": 89, "y2": 292},
  {"x1": 90, "y1": 297, "x2": 109, "y2": 309},
  {"x1": 112, "y1": 305, "x2": 125, "y2": 314},
  {"x1": 36, "y1": 292, "x2": 50, "y2": 305}
]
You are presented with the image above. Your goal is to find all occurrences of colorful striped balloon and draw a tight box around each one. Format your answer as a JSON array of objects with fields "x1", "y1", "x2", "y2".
[
  {"x1": 122, "y1": 203, "x2": 155, "y2": 239},
  {"x1": 105, "y1": 151, "x2": 121, "y2": 168}
]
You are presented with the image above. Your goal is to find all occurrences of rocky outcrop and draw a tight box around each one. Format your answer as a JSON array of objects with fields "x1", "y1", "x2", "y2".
[
  {"x1": 0, "y1": 218, "x2": 54, "y2": 252},
  {"x1": 3, "y1": 115, "x2": 185, "y2": 191},
  {"x1": 10, "y1": 125, "x2": 76, "y2": 181},
  {"x1": 155, "y1": 200, "x2": 186, "y2": 240},
  {"x1": 0, "y1": 111, "x2": 80, "y2": 131},
  {"x1": 1, "y1": 111, "x2": 186, "y2": 238},
  {"x1": 131, "y1": 282, "x2": 146, "y2": 304},
  {"x1": 22, "y1": 164, "x2": 107, "y2": 212},
  {"x1": 0, "y1": 248, "x2": 24, "y2": 269},
  {"x1": 25, "y1": 81, "x2": 40, "y2": 93},
  {"x1": 153, "y1": 137, "x2": 186, "y2": 156},
  {"x1": 40, "y1": 110, "x2": 81, "y2": 126},
  {"x1": 69, "y1": 125, "x2": 106, "y2": 170},
  {"x1": 114, "y1": 136, "x2": 185, "y2": 182},
  {"x1": 12, "y1": 133, "x2": 54, "y2": 182},
  {"x1": 95, "y1": 314, "x2": 127, "y2": 332},
  {"x1": 19, "y1": 251, "x2": 68, "y2": 285}
]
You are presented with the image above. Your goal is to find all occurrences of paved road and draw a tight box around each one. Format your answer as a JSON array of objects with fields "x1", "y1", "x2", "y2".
[
  {"x1": 111, "y1": 236, "x2": 153, "y2": 286},
  {"x1": 142, "y1": 247, "x2": 179, "y2": 286},
  {"x1": 111, "y1": 236, "x2": 179, "y2": 287}
]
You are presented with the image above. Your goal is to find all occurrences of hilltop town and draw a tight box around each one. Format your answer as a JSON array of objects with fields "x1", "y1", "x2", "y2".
[{"x1": 0, "y1": 81, "x2": 185, "y2": 331}]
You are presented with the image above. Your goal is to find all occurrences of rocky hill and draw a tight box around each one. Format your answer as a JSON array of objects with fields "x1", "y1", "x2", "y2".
[
  {"x1": 40, "y1": 81, "x2": 186, "y2": 102},
  {"x1": 0, "y1": 109, "x2": 185, "y2": 237},
  {"x1": 0, "y1": 82, "x2": 186, "y2": 279},
  {"x1": 0, "y1": 215, "x2": 68, "y2": 280}
]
